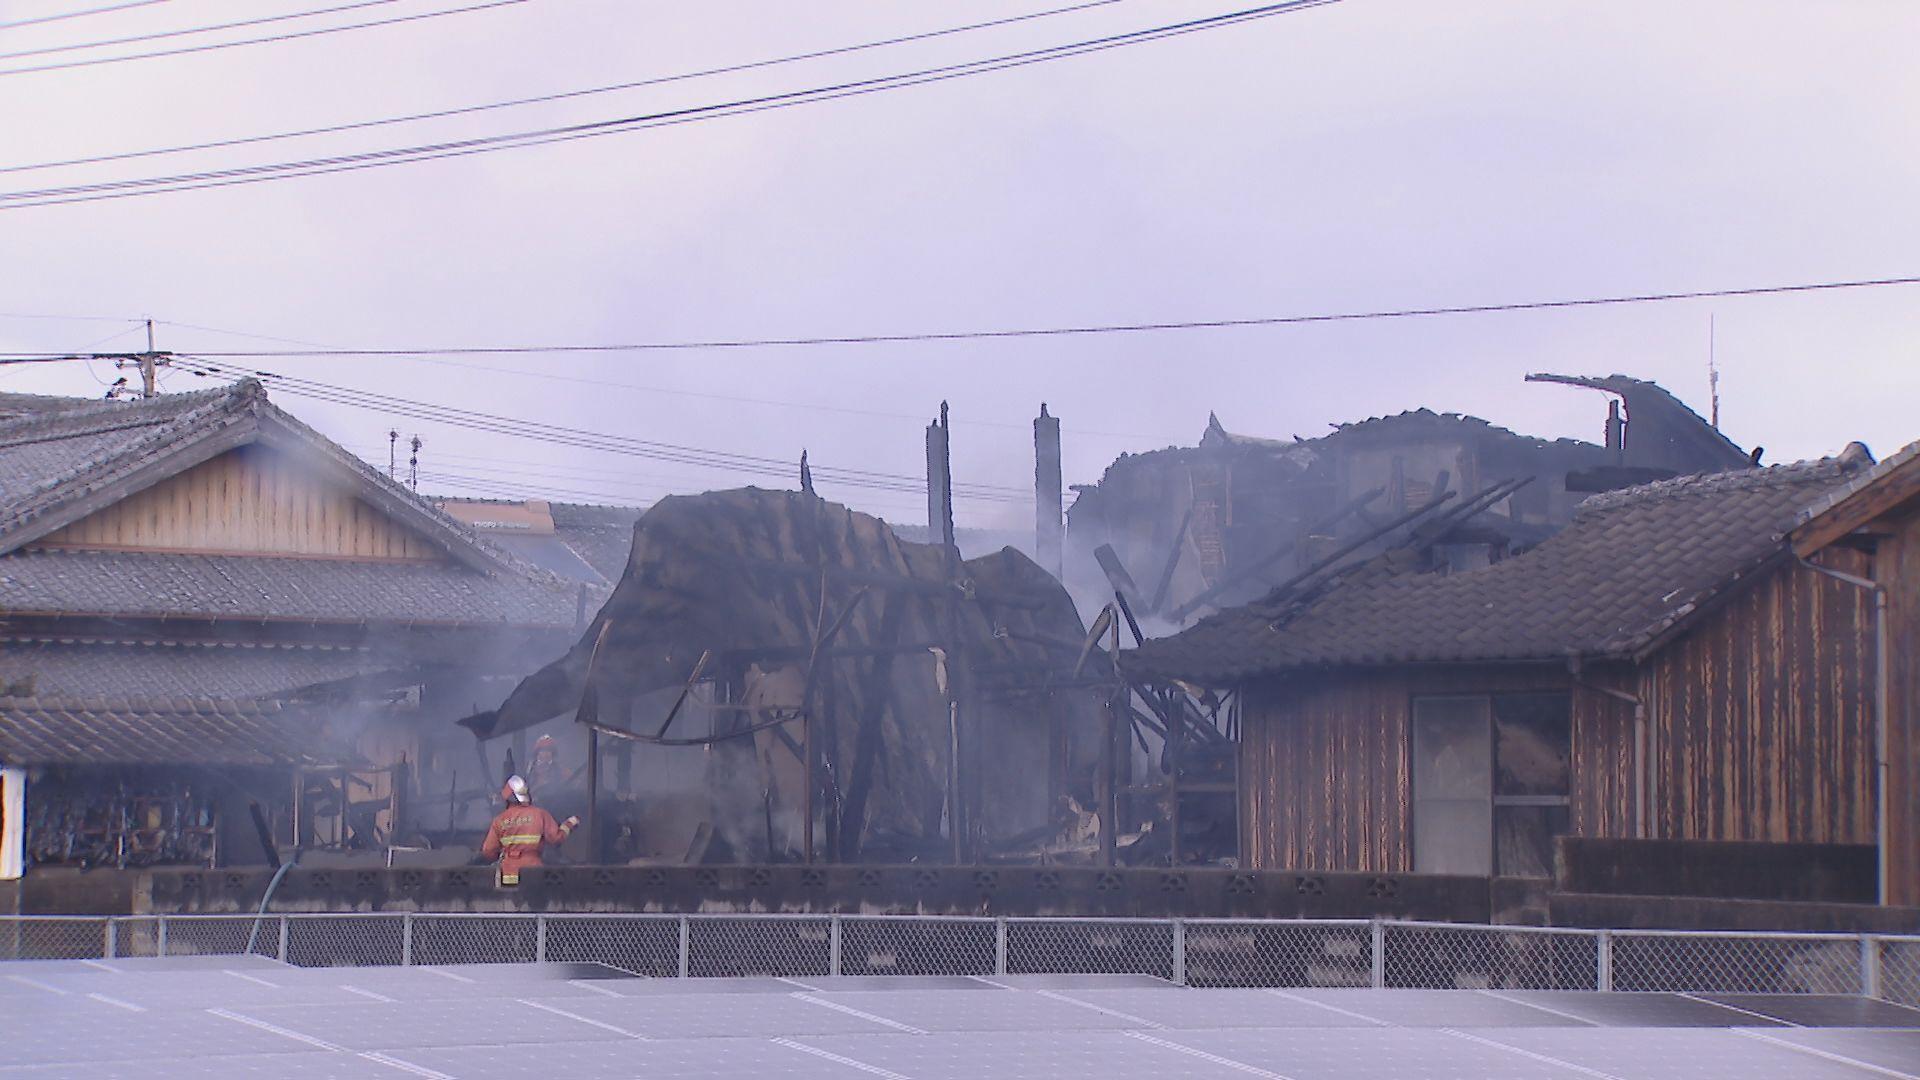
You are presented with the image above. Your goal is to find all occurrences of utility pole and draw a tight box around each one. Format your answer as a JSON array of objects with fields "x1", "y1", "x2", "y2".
[
  {"x1": 139, "y1": 319, "x2": 158, "y2": 398},
  {"x1": 1708, "y1": 314, "x2": 1721, "y2": 430}
]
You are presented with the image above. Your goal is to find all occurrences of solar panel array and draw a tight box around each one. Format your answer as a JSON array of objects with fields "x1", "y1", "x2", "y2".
[{"x1": 1, "y1": 956, "x2": 1916, "y2": 1079}]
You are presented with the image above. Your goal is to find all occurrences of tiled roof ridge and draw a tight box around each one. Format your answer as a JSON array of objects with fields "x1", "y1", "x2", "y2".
[
  {"x1": 0, "y1": 383, "x2": 257, "y2": 537},
  {"x1": 0, "y1": 384, "x2": 233, "y2": 449},
  {"x1": 0, "y1": 693, "x2": 289, "y2": 714},
  {"x1": 1576, "y1": 457, "x2": 1849, "y2": 517}
]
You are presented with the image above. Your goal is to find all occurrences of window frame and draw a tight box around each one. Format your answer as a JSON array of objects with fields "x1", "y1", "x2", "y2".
[{"x1": 1410, "y1": 691, "x2": 1572, "y2": 877}]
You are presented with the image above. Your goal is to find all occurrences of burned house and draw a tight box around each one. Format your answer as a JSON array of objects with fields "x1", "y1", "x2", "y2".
[
  {"x1": 470, "y1": 487, "x2": 1109, "y2": 865},
  {"x1": 0, "y1": 382, "x2": 590, "y2": 879},
  {"x1": 1125, "y1": 446, "x2": 1908, "y2": 899},
  {"x1": 1068, "y1": 374, "x2": 1752, "y2": 623}
]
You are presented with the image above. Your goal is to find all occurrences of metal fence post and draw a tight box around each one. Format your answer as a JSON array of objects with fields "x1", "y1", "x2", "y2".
[
  {"x1": 535, "y1": 916, "x2": 548, "y2": 964},
  {"x1": 156, "y1": 916, "x2": 167, "y2": 959},
  {"x1": 401, "y1": 913, "x2": 414, "y2": 967},
  {"x1": 829, "y1": 916, "x2": 843, "y2": 978},
  {"x1": 1862, "y1": 935, "x2": 1882, "y2": 999},
  {"x1": 677, "y1": 917, "x2": 691, "y2": 979},
  {"x1": 277, "y1": 917, "x2": 289, "y2": 964},
  {"x1": 1172, "y1": 919, "x2": 1187, "y2": 986},
  {"x1": 103, "y1": 918, "x2": 116, "y2": 960},
  {"x1": 1597, "y1": 930, "x2": 1613, "y2": 992},
  {"x1": 995, "y1": 918, "x2": 1009, "y2": 976},
  {"x1": 1370, "y1": 920, "x2": 1385, "y2": 989}
]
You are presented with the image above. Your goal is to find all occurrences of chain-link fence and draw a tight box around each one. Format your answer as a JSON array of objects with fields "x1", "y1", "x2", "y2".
[{"x1": 1, "y1": 913, "x2": 1910, "y2": 1002}]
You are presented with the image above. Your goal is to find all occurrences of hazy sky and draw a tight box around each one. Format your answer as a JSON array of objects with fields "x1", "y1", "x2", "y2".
[{"x1": 2, "y1": 0, "x2": 1915, "y2": 529}]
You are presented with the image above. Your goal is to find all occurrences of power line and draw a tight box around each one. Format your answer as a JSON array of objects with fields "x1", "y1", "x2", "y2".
[
  {"x1": 0, "y1": 0, "x2": 410, "y2": 61},
  {"x1": 0, "y1": 0, "x2": 529, "y2": 76},
  {"x1": 0, "y1": 0, "x2": 1340, "y2": 206},
  {"x1": 0, "y1": 1, "x2": 170, "y2": 32},
  {"x1": 0, "y1": 0, "x2": 1127, "y2": 175},
  {"x1": 176, "y1": 357, "x2": 1034, "y2": 502},
  {"x1": 164, "y1": 321, "x2": 1162, "y2": 440},
  {"x1": 0, "y1": 273, "x2": 1893, "y2": 360}
]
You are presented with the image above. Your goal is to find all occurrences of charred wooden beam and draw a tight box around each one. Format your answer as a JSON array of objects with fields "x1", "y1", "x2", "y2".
[
  {"x1": 1145, "y1": 504, "x2": 1194, "y2": 617},
  {"x1": 1170, "y1": 485, "x2": 1385, "y2": 621},
  {"x1": 1035, "y1": 404, "x2": 1063, "y2": 579}
]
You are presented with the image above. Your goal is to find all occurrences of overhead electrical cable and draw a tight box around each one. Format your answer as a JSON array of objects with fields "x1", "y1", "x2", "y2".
[
  {"x1": 0, "y1": 273, "x2": 1894, "y2": 359},
  {"x1": 177, "y1": 357, "x2": 1035, "y2": 502},
  {"x1": 1, "y1": 0, "x2": 1128, "y2": 175},
  {"x1": 0, "y1": 0, "x2": 170, "y2": 32},
  {"x1": 0, "y1": 0, "x2": 529, "y2": 76},
  {"x1": 0, "y1": 0, "x2": 417, "y2": 61},
  {"x1": 0, "y1": 0, "x2": 1340, "y2": 206}
]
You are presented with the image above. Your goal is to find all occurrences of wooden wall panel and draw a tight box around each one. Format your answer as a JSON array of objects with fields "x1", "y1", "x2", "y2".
[
  {"x1": 1881, "y1": 507, "x2": 1920, "y2": 905},
  {"x1": 36, "y1": 444, "x2": 443, "y2": 562},
  {"x1": 1643, "y1": 555, "x2": 1875, "y2": 845},
  {"x1": 1240, "y1": 672, "x2": 1413, "y2": 872},
  {"x1": 1240, "y1": 665, "x2": 1638, "y2": 872}
]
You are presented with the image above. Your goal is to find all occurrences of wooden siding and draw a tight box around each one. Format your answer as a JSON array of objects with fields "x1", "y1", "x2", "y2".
[
  {"x1": 1238, "y1": 666, "x2": 1618, "y2": 872},
  {"x1": 1642, "y1": 554, "x2": 1876, "y2": 845},
  {"x1": 35, "y1": 444, "x2": 444, "y2": 562},
  {"x1": 1879, "y1": 507, "x2": 1920, "y2": 905}
]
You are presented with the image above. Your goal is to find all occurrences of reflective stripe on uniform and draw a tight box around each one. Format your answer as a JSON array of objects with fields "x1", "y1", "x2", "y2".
[{"x1": 500, "y1": 834, "x2": 543, "y2": 844}]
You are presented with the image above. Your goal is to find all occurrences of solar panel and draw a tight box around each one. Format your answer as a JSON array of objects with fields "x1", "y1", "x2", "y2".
[
  {"x1": 1491, "y1": 991, "x2": 1788, "y2": 1028},
  {"x1": 1046, "y1": 987, "x2": 1382, "y2": 1029},
  {"x1": 1280, "y1": 988, "x2": 1591, "y2": 1028},
  {"x1": 791, "y1": 988, "x2": 1140, "y2": 1033},
  {"x1": 386, "y1": 1038, "x2": 872, "y2": 1080},
  {"x1": 791, "y1": 1030, "x2": 1273, "y2": 1080},
  {"x1": 4, "y1": 953, "x2": 1916, "y2": 1079},
  {"x1": 1152, "y1": 1027, "x2": 1598, "y2": 1079},
  {"x1": 0, "y1": 1009, "x2": 322, "y2": 1067},
  {"x1": 1699, "y1": 993, "x2": 1920, "y2": 1029},
  {"x1": 505, "y1": 992, "x2": 904, "y2": 1038},
  {"x1": 1478, "y1": 1026, "x2": 1901, "y2": 1080},
  {"x1": 221, "y1": 999, "x2": 635, "y2": 1051},
  {"x1": 1769, "y1": 1029, "x2": 1920, "y2": 1074}
]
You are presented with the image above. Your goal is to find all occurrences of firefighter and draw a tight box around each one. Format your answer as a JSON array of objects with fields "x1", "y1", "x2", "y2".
[
  {"x1": 526, "y1": 734, "x2": 562, "y2": 796},
  {"x1": 480, "y1": 775, "x2": 578, "y2": 886}
]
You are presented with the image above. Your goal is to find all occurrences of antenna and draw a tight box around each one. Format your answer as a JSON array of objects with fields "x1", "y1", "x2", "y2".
[
  {"x1": 408, "y1": 434, "x2": 422, "y2": 491},
  {"x1": 387, "y1": 429, "x2": 399, "y2": 480},
  {"x1": 1708, "y1": 314, "x2": 1720, "y2": 430}
]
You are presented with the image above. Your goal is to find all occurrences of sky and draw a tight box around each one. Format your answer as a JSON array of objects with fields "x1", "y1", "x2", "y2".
[{"x1": 1, "y1": 0, "x2": 1916, "y2": 529}]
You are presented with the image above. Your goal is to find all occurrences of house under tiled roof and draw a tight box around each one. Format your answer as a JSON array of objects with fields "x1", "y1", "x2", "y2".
[
  {"x1": 0, "y1": 382, "x2": 589, "y2": 760},
  {"x1": 0, "y1": 696, "x2": 346, "y2": 767},
  {"x1": 1126, "y1": 452, "x2": 1870, "y2": 683},
  {"x1": 0, "y1": 639, "x2": 402, "y2": 701}
]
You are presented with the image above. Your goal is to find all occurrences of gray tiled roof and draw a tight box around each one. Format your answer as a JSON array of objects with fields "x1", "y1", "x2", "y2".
[
  {"x1": 0, "y1": 695, "x2": 345, "y2": 766},
  {"x1": 0, "y1": 548, "x2": 581, "y2": 627},
  {"x1": 0, "y1": 639, "x2": 400, "y2": 701},
  {"x1": 1125, "y1": 458, "x2": 1861, "y2": 683},
  {"x1": 1798, "y1": 438, "x2": 1920, "y2": 527}
]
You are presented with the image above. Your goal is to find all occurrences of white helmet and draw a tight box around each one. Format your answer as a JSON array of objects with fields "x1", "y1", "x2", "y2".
[{"x1": 502, "y1": 775, "x2": 530, "y2": 804}]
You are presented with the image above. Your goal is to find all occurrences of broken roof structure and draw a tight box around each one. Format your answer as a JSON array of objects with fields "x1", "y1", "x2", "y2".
[
  {"x1": 476, "y1": 487, "x2": 1107, "y2": 862},
  {"x1": 1127, "y1": 453, "x2": 1867, "y2": 682},
  {"x1": 1068, "y1": 373, "x2": 1751, "y2": 624}
]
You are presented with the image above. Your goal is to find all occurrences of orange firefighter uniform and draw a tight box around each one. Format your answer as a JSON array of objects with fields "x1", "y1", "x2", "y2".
[{"x1": 481, "y1": 776, "x2": 576, "y2": 886}]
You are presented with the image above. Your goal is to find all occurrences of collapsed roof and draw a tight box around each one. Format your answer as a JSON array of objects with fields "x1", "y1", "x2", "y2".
[
  {"x1": 1126, "y1": 450, "x2": 1870, "y2": 683},
  {"x1": 472, "y1": 487, "x2": 1106, "y2": 857}
]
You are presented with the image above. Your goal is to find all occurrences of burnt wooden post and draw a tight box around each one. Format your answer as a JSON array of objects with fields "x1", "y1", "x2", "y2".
[
  {"x1": 926, "y1": 402, "x2": 955, "y2": 550},
  {"x1": 585, "y1": 726, "x2": 600, "y2": 862},
  {"x1": 1034, "y1": 403, "x2": 1063, "y2": 579}
]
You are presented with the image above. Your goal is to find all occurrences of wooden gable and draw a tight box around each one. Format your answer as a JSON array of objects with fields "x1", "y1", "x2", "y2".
[{"x1": 35, "y1": 443, "x2": 446, "y2": 562}]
